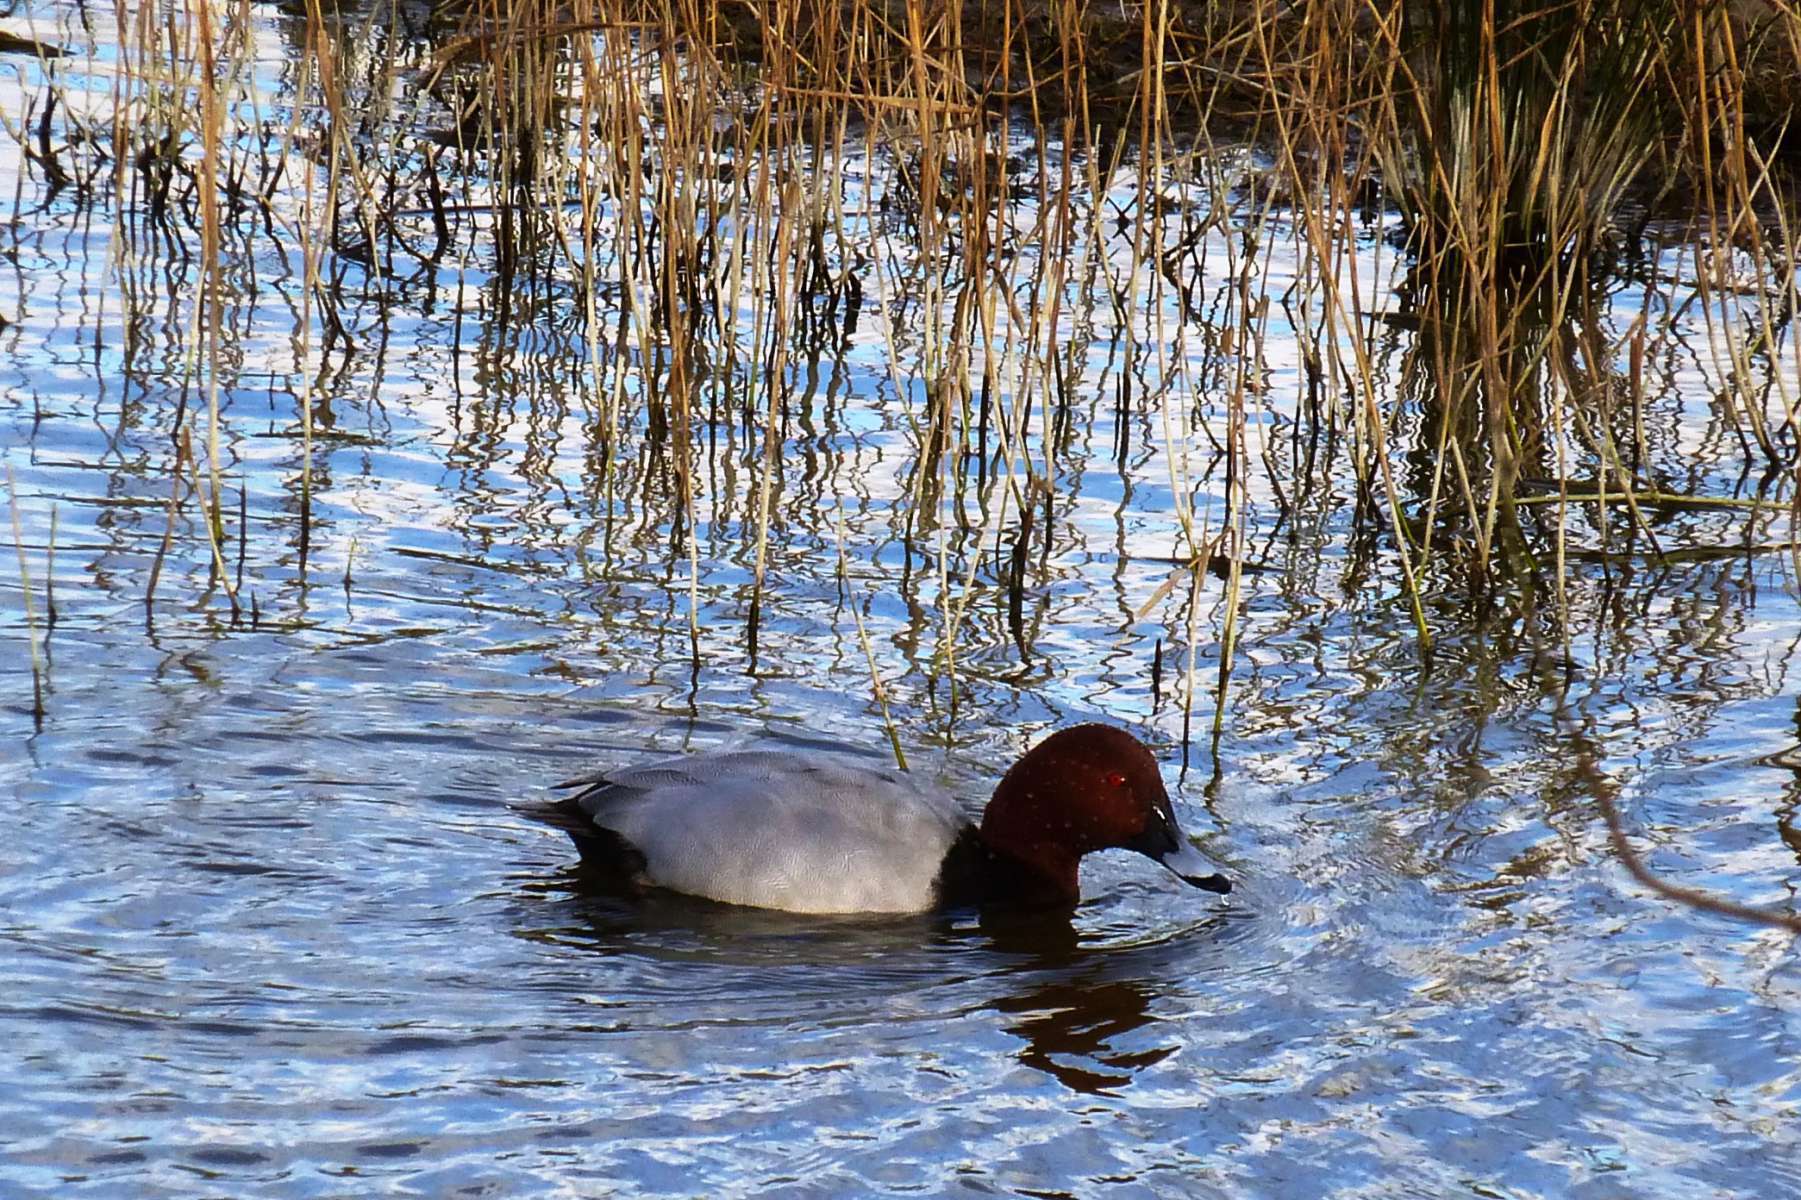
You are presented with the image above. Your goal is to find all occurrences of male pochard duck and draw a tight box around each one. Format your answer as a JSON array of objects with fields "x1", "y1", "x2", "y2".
[{"x1": 533, "y1": 724, "x2": 1232, "y2": 914}]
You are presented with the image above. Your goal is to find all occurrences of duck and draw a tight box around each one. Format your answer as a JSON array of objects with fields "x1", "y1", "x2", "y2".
[{"x1": 529, "y1": 723, "x2": 1232, "y2": 914}]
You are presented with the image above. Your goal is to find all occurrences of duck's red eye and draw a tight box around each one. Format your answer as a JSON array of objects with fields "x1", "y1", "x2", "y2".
[{"x1": 1106, "y1": 771, "x2": 1129, "y2": 788}]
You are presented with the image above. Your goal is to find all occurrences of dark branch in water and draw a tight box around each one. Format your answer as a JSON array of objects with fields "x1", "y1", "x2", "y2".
[{"x1": 1549, "y1": 653, "x2": 1801, "y2": 935}]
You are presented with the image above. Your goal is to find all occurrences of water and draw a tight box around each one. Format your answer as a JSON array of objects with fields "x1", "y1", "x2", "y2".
[{"x1": 3, "y1": 3, "x2": 1800, "y2": 1196}]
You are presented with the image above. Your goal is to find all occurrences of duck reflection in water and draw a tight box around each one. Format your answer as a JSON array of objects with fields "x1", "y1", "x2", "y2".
[
  {"x1": 997, "y1": 974, "x2": 1168, "y2": 1094},
  {"x1": 976, "y1": 911, "x2": 1198, "y2": 1096},
  {"x1": 519, "y1": 872, "x2": 1229, "y2": 1099}
]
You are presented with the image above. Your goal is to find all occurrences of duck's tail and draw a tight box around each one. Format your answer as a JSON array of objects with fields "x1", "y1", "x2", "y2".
[{"x1": 511, "y1": 787, "x2": 648, "y2": 879}]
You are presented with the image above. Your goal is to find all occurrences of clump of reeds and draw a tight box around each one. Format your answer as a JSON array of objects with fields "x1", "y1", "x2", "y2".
[
  {"x1": 4, "y1": 0, "x2": 1797, "y2": 658},
  {"x1": 1379, "y1": 1, "x2": 1682, "y2": 282}
]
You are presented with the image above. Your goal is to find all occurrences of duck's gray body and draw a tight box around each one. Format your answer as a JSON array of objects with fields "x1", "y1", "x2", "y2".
[{"x1": 550, "y1": 748, "x2": 971, "y2": 914}]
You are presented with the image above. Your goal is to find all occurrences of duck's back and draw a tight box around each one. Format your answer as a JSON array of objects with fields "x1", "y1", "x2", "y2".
[{"x1": 553, "y1": 748, "x2": 971, "y2": 914}]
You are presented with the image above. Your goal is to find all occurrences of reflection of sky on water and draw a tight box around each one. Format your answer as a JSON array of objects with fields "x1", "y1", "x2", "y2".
[{"x1": 0, "y1": 2, "x2": 1797, "y2": 1196}]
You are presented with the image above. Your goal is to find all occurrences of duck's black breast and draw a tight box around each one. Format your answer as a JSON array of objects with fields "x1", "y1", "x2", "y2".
[{"x1": 931, "y1": 827, "x2": 1076, "y2": 911}]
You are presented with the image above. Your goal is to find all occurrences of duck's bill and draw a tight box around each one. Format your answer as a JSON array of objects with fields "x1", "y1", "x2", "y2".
[
  {"x1": 1127, "y1": 813, "x2": 1233, "y2": 895},
  {"x1": 1152, "y1": 837, "x2": 1233, "y2": 894}
]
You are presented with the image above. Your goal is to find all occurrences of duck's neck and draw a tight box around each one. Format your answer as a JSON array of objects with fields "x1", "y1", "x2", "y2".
[
  {"x1": 936, "y1": 826, "x2": 1080, "y2": 909},
  {"x1": 949, "y1": 773, "x2": 1084, "y2": 906}
]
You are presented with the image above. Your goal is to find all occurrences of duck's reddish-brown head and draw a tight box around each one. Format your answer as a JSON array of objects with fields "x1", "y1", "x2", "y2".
[{"x1": 978, "y1": 724, "x2": 1233, "y2": 902}]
